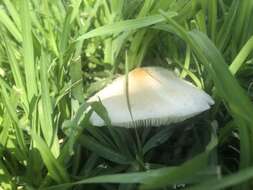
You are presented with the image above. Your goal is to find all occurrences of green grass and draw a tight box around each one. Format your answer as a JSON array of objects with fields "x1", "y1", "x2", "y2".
[{"x1": 0, "y1": 0, "x2": 253, "y2": 189}]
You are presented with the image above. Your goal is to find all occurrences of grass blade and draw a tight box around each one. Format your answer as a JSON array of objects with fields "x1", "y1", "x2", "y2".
[
  {"x1": 3, "y1": 36, "x2": 28, "y2": 109},
  {"x1": 0, "y1": 80, "x2": 27, "y2": 154},
  {"x1": 188, "y1": 166, "x2": 253, "y2": 190},
  {"x1": 43, "y1": 167, "x2": 176, "y2": 190},
  {"x1": 229, "y1": 35, "x2": 253, "y2": 75},
  {"x1": 76, "y1": 12, "x2": 177, "y2": 41},
  {"x1": 79, "y1": 134, "x2": 131, "y2": 164},
  {"x1": 32, "y1": 132, "x2": 69, "y2": 183},
  {"x1": 20, "y1": 0, "x2": 37, "y2": 101},
  {"x1": 2, "y1": 0, "x2": 21, "y2": 29},
  {"x1": 39, "y1": 50, "x2": 59, "y2": 157},
  {"x1": 0, "y1": 9, "x2": 22, "y2": 42}
]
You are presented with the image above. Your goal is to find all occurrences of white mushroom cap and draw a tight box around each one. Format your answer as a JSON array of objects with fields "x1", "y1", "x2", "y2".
[{"x1": 88, "y1": 67, "x2": 214, "y2": 128}]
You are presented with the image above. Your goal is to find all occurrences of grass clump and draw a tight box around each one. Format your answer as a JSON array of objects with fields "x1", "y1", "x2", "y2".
[{"x1": 0, "y1": 0, "x2": 253, "y2": 190}]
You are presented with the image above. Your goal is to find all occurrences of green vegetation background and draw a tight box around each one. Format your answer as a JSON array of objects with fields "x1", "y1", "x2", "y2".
[{"x1": 0, "y1": 0, "x2": 253, "y2": 189}]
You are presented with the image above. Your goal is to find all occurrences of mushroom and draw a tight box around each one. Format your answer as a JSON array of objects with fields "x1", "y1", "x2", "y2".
[{"x1": 88, "y1": 67, "x2": 214, "y2": 128}]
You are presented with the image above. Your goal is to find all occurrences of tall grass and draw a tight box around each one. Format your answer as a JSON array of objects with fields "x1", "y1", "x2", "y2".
[{"x1": 0, "y1": 0, "x2": 253, "y2": 190}]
